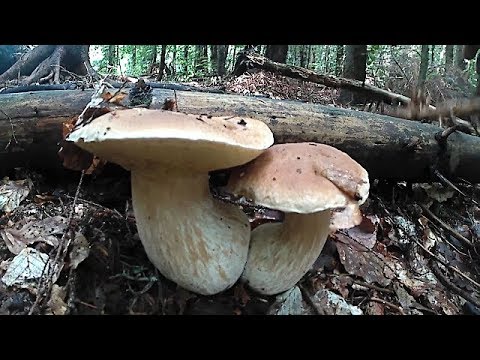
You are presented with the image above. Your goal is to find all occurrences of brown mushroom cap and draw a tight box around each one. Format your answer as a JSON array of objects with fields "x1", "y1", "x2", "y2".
[
  {"x1": 227, "y1": 142, "x2": 369, "y2": 214},
  {"x1": 67, "y1": 108, "x2": 274, "y2": 172}
]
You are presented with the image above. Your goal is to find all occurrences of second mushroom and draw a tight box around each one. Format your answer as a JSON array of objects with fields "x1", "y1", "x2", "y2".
[{"x1": 226, "y1": 142, "x2": 370, "y2": 295}]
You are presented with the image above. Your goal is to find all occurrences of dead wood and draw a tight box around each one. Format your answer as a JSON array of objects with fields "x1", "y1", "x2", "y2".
[{"x1": 1, "y1": 89, "x2": 480, "y2": 182}]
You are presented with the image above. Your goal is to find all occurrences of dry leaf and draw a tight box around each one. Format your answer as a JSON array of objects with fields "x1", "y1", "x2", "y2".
[
  {"x1": 0, "y1": 216, "x2": 67, "y2": 255},
  {"x1": 335, "y1": 234, "x2": 391, "y2": 287},
  {"x1": 0, "y1": 178, "x2": 33, "y2": 213},
  {"x1": 69, "y1": 233, "x2": 90, "y2": 269},
  {"x1": 1, "y1": 247, "x2": 51, "y2": 290},
  {"x1": 311, "y1": 288, "x2": 363, "y2": 315},
  {"x1": 46, "y1": 285, "x2": 68, "y2": 315}
]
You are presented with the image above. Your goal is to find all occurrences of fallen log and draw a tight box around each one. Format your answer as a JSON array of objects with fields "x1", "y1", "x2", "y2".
[
  {"x1": 237, "y1": 52, "x2": 478, "y2": 132},
  {"x1": 235, "y1": 52, "x2": 411, "y2": 106},
  {"x1": 1, "y1": 89, "x2": 480, "y2": 182}
]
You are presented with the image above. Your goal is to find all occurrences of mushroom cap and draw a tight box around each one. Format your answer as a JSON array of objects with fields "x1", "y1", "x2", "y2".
[
  {"x1": 67, "y1": 108, "x2": 274, "y2": 171},
  {"x1": 227, "y1": 143, "x2": 369, "y2": 214}
]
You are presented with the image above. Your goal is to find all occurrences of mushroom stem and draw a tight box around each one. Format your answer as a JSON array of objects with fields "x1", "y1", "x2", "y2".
[
  {"x1": 242, "y1": 210, "x2": 331, "y2": 295},
  {"x1": 131, "y1": 168, "x2": 251, "y2": 295}
]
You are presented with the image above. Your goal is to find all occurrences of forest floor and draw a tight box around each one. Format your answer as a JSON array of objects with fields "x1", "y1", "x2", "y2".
[{"x1": 1, "y1": 71, "x2": 479, "y2": 315}]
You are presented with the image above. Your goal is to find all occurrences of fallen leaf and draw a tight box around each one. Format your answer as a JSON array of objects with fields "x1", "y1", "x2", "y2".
[
  {"x1": 102, "y1": 91, "x2": 127, "y2": 104},
  {"x1": 419, "y1": 183, "x2": 455, "y2": 203},
  {"x1": 1, "y1": 216, "x2": 67, "y2": 255},
  {"x1": 68, "y1": 233, "x2": 90, "y2": 269},
  {"x1": 0, "y1": 178, "x2": 33, "y2": 213},
  {"x1": 335, "y1": 234, "x2": 391, "y2": 287},
  {"x1": 267, "y1": 286, "x2": 314, "y2": 315},
  {"x1": 366, "y1": 301, "x2": 385, "y2": 315},
  {"x1": 311, "y1": 288, "x2": 363, "y2": 315},
  {"x1": 46, "y1": 285, "x2": 68, "y2": 315},
  {"x1": 1, "y1": 248, "x2": 51, "y2": 290}
]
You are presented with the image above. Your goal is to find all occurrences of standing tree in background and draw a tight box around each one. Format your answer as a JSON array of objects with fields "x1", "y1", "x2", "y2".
[
  {"x1": 335, "y1": 45, "x2": 344, "y2": 76},
  {"x1": 156, "y1": 45, "x2": 167, "y2": 81},
  {"x1": 339, "y1": 45, "x2": 367, "y2": 104},
  {"x1": 455, "y1": 45, "x2": 466, "y2": 70},
  {"x1": 210, "y1": 45, "x2": 218, "y2": 74},
  {"x1": 217, "y1": 45, "x2": 229, "y2": 76},
  {"x1": 299, "y1": 45, "x2": 308, "y2": 68},
  {"x1": 148, "y1": 45, "x2": 157, "y2": 74},
  {"x1": 417, "y1": 45, "x2": 429, "y2": 92},
  {"x1": 265, "y1": 45, "x2": 288, "y2": 63},
  {"x1": 445, "y1": 45, "x2": 454, "y2": 68}
]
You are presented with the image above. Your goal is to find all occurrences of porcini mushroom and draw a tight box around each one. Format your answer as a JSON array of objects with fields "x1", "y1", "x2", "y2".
[
  {"x1": 226, "y1": 142, "x2": 369, "y2": 295},
  {"x1": 67, "y1": 108, "x2": 273, "y2": 295}
]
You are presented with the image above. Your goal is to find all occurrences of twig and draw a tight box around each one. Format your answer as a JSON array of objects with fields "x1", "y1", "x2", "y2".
[
  {"x1": 0, "y1": 108, "x2": 18, "y2": 150},
  {"x1": 352, "y1": 279, "x2": 395, "y2": 294},
  {"x1": 74, "y1": 300, "x2": 98, "y2": 310},
  {"x1": 62, "y1": 194, "x2": 124, "y2": 220},
  {"x1": 411, "y1": 236, "x2": 480, "y2": 289},
  {"x1": 369, "y1": 297, "x2": 405, "y2": 314},
  {"x1": 419, "y1": 204, "x2": 474, "y2": 249},
  {"x1": 430, "y1": 261, "x2": 480, "y2": 309},
  {"x1": 109, "y1": 273, "x2": 158, "y2": 282},
  {"x1": 29, "y1": 171, "x2": 85, "y2": 315},
  {"x1": 433, "y1": 170, "x2": 478, "y2": 206}
]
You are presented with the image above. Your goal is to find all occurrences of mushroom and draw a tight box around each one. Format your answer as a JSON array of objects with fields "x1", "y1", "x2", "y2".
[
  {"x1": 67, "y1": 108, "x2": 273, "y2": 295},
  {"x1": 226, "y1": 142, "x2": 369, "y2": 295}
]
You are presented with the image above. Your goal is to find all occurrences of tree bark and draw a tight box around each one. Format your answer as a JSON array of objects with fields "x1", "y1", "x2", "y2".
[
  {"x1": 1, "y1": 89, "x2": 480, "y2": 182},
  {"x1": 455, "y1": 45, "x2": 466, "y2": 70},
  {"x1": 217, "y1": 45, "x2": 228, "y2": 76},
  {"x1": 156, "y1": 45, "x2": 167, "y2": 81},
  {"x1": 265, "y1": 45, "x2": 288, "y2": 63},
  {"x1": 335, "y1": 45, "x2": 344, "y2": 76},
  {"x1": 339, "y1": 45, "x2": 367, "y2": 104},
  {"x1": 417, "y1": 45, "x2": 429, "y2": 91},
  {"x1": 210, "y1": 45, "x2": 218, "y2": 74},
  {"x1": 445, "y1": 45, "x2": 454, "y2": 68},
  {"x1": 183, "y1": 45, "x2": 189, "y2": 75}
]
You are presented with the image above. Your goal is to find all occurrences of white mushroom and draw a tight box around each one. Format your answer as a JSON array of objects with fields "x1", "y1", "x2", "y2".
[
  {"x1": 227, "y1": 142, "x2": 369, "y2": 295},
  {"x1": 67, "y1": 108, "x2": 273, "y2": 295}
]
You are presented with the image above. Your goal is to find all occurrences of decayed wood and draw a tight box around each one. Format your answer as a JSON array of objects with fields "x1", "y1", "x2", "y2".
[
  {"x1": 237, "y1": 52, "x2": 478, "y2": 132},
  {"x1": 236, "y1": 52, "x2": 411, "y2": 106},
  {"x1": 1, "y1": 89, "x2": 480, "y2": 182}
]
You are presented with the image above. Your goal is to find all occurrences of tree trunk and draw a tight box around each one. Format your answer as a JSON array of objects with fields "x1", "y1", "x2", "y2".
[
  {"x1": 108, "y1": 45, "x2": 115, "y2": 68},
  {"x1": 171, "y1": 45, "x2": 177, "y2": 77},
  {"x1": 194, "y1": 45, "x2": 208, "y2": 75},
  {"x1": 339, "y1": 45, "x2": 367, "y2": 104},
  {"x1": 132, "y1": 46, "x2": 137, "y2": 68},
  {"x1": 265, "y1": 45, "x2": 288, "y2": 63},
  {"x1": 183, "y1": 45, "x2": 189, "y2": 75},
  {"x1": 0, "y1": 45, "x2": 98, "y2": 86},
  {"x1": 299, "y1": 45, "x2": 307, "y2": 68},
  {"x1": 476, "y1": 52, "x2": 480, "y2": 97},
  {"x1": 210, "y1": 45, "x2": 218, "y2": 74},
  {"x1": 445, "y1": 45, "x2": 454, "y2": 68},
  {"x1": 335, "y1": 45, "x2": 344, "y2": 76},
  {"x1": 455, "y1": 45, "x2": 466, "y2": 70},
  {"x1": 417, "y1": 45, "x2": 429, "y2": 91},
  {"x1": 431, "y1": 45, "x2": 435, "y2": 65},
  {"x1": 1, "y1": 89, "x2": 480, "y2": 183},
  {"x1": 217, "y1": 45, "x2": 228, "y2": 76},
  {"x1": 148, "y1": 45, "x2": 157, "y2": 74},
  {"x1": 156, "y1": 45, "x2": 167, "y2": 81}
]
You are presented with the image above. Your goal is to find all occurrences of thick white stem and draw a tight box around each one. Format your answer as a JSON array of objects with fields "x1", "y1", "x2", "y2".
[
  {"x1": 242, "y1": 210, "x2": 331, "y2": 295},
  {"x1": 131, "y1": 168, "x2": 250, "y2": 295}
]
